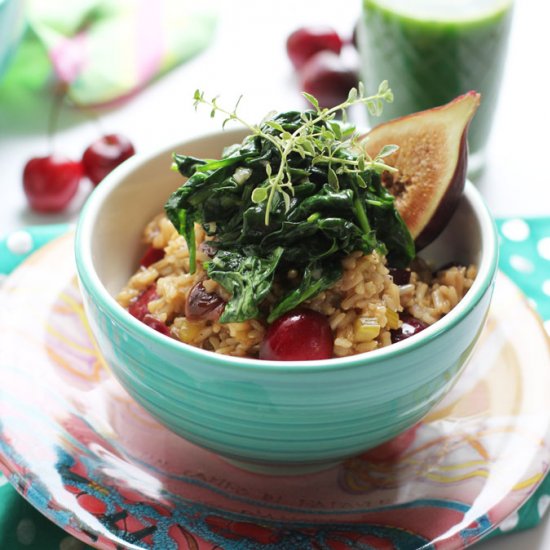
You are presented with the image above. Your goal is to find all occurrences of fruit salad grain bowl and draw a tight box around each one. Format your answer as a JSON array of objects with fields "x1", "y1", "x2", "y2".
[{"x1": 75, "y1": 87, "x2": 498, "y2": 473}]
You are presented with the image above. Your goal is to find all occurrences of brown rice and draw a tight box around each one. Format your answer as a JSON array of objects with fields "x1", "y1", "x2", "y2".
[{"x1": 117, "y1": 215, "x2": 476, "y2": 358}]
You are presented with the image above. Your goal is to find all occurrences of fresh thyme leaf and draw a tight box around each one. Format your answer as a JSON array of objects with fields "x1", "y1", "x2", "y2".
[
  {"x1": 378, "y1": 144, "x2": 399, "y2": 158},
  {"x1": 251, "y1": 187, "x2": 268, "y2": 203},
  {"x1": 303, "y1": 92, "x2": 320, "y2": 111},
  {"x1": 165, "y1": 82, "x2": 415, "y2": 322},
  {"x1": 328, "y1": 167, "x2": 339, "y2": 190}
]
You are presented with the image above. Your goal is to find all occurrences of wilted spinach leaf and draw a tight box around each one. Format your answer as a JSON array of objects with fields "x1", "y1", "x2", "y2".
[
  {"x1": 165, "y1": 95, "x2": 414, "y2": 323},
  {"x1": 207, "y1": 247, "x2": 284, "y2": 323}
]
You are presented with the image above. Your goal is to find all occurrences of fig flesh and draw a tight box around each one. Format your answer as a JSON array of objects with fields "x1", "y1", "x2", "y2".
[{"x1": 363, "y1": 92, "x2": 480, "y2": 249}]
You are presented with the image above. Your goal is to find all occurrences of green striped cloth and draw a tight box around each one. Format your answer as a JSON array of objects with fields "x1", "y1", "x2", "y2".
[{"x1": 1, "y1": 0, "x2": 217, "y2": 106}]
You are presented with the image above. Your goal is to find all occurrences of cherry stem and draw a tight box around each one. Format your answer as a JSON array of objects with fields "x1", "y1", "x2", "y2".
[
  {"x1": 77, "y1": 104, "x2": 105, "y2": 135},
  {"x1": 47, "y1": 85, "x2": 68, "y2": 155}
]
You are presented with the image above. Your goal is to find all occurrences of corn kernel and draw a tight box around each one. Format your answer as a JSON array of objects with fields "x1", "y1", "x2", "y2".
[
  {"x1": 354, "y1": 317, "x2": 381, "y2": 342},
  {"x1": 177, "y1": 319, "x2": 206, "y2": 343},
  {"x1": 386, "y1": 309, "x2": 400, "y2": 330}
]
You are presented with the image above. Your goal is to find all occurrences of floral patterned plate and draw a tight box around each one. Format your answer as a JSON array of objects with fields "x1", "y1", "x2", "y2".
[{"x1": 1, "y1": 233, "x2": 550, "y2": 550}]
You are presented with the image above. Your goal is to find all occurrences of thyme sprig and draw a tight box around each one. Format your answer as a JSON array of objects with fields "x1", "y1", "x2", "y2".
[{"x1": 193, "y1": 81, "x2": 397, "y2": 225}]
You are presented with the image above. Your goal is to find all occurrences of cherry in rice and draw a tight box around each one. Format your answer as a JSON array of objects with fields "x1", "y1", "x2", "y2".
[
  {"x1": 139, "y1": 245, "x2": 165, "y2": 267},
  {"x1": 260, "y1": 308, "x2": 333, "y2": 361},
  {"x1": 128, "y1": 285, "x2": 170, "y2": 336},
  {"x1": 391, "y1": 315, "x2": 429, "y2": 343},
  {"x1": 128, "y1": 285, "x2": 160, "y2": 321}
]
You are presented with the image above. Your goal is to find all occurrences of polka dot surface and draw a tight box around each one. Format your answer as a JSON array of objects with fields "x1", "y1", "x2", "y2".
[
  {"x1": 498, "y1": 511, "x2": 519, "y2": 532},
  {"x1": 538, "y1": 237, "x2": 550, "y2": 261},
  {"x1": 509, "y1": 254, "x2": 535, "y2": 274},
  {"x1": 6, "y1": 230, "x2": 34, "y2": 255},
  {"x1": 501, "y1": 218, "x2": 530, "y2": 241},
  {"x1": 538, "y1": 495, "x2": 550, "y2": 518},
  {"x1": 59, "y1": 536, "x2": 86, "y2": 550},
  {"x1": 16, "y1": 517, "x2": 37, "y2": 545},
  {"x1": 496, "y1": 217, "x2": 550, "y2": 322}
]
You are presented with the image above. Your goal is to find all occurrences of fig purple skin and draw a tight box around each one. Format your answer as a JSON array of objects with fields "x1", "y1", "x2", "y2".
[{"x1": 364, "y1": 92, "x2": 481, "y2": 250}]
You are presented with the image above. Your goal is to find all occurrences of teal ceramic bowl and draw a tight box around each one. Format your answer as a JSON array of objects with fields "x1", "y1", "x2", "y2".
[
  {"x1": 0, "y1": 0, "x2": 24, "y2": 80},
  {"x1": 75, "y1": 128, "x2": 498, "y2": 472}
]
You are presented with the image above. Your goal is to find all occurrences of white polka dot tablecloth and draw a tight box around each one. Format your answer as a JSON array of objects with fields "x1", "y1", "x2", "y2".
[
  {"x1": 497, "y1": 217, "x2": 550, "y2": 329},
  {"x1": 0, "y1": 218, "x2": 549, "y2": 549}
]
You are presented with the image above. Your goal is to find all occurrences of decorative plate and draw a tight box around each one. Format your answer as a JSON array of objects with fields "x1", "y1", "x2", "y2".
[{"x1": 1, "y1": 233, "x2": 549, "y2": 550}]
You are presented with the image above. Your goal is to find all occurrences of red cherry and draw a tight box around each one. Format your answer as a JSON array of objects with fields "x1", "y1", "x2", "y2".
[
  {"x1": 139, "y1": 245, "x2": 165, "y2": 267},
  {"x1": 260, "y1": 308, "x2": 333, "y2": 361},
  {"x1": 22, "y1": 155, "x2": 82, "y2": 213},
  {"x1": 390, "y1": 315, "x2": 429, "y2": 343},
  {"x1": 142, "y1": 314, "x2": 171, "y2": 336},
  {"x1": 82, "y1": 133, "x2": 135, "y2": 185},
  {"x1": 286, "y1": 26, "x2": 344, "y2": 70},
  {"x1": 128, "y1": 285, "x2": 159, "y2": 321},
  {"x1": 128, "y1": 285, "x2": 171, "y2": 337},
  {"x1": 300, "y1": 51, "x2": 359, "y2": 109}
]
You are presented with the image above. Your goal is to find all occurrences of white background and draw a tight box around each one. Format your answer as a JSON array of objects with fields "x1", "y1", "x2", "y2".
[{"x1": 0, "y1": 0, "x2": 549, "y2": 548}]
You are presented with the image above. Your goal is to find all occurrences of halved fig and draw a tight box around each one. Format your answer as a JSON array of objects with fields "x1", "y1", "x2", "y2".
[{"x1": 363, "y1": 92, "x2": 480, "y2": 249}]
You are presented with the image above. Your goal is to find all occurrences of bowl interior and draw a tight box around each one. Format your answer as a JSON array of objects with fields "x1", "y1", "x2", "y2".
[{"x1": 90, "y1": 130, "x2": 248, "y2": 296}]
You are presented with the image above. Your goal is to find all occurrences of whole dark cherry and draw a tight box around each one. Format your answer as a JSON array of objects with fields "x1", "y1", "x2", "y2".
[
  {"x1": 82, "y1": 133, "x2": 135, "y2": 185},
  {"x1": 390, "y1": 315, "x2": 429, "y2": 343},
  {"x1": 299, "y1": 51, "x2": 359, "y2": 109},
  {"x1": 23, "y1": 155, "x2": 83, "y2": 213},
  {"x1": 286, "y1": 26, "x2": 344, "y2": 70},
  {"x1": 259, "y1": 308, "x2": 333, "y2": 361}
]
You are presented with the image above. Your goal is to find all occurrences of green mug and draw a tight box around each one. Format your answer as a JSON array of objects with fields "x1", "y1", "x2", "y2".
[{"x1": 357, "y1": 0, "x2": 514, "y2": 176}]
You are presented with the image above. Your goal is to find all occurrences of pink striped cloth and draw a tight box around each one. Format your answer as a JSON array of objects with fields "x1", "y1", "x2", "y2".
[{"x1": 25, "y1": 0, "x2": 217, "y2": 105}]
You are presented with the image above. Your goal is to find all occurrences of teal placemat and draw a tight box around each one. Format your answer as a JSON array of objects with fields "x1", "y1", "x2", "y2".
[{"x1": 0, "y1": 218, "x2": 549, "y2": 548}]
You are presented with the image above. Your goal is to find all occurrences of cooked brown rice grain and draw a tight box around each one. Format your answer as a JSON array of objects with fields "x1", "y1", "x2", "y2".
[{"x1": 118, "y1": 215, "x2": 477, "y2": 359}]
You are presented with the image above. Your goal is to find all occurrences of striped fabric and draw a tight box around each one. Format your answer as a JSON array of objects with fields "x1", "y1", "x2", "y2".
[{"x1": 25, "y1": 0, "x2": 217, "y2": 105}]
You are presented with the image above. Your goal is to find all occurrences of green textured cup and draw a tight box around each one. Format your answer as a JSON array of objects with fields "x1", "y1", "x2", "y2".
[{"x1": 75, "y1": 128, "x2": 498, "y2": 473}]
